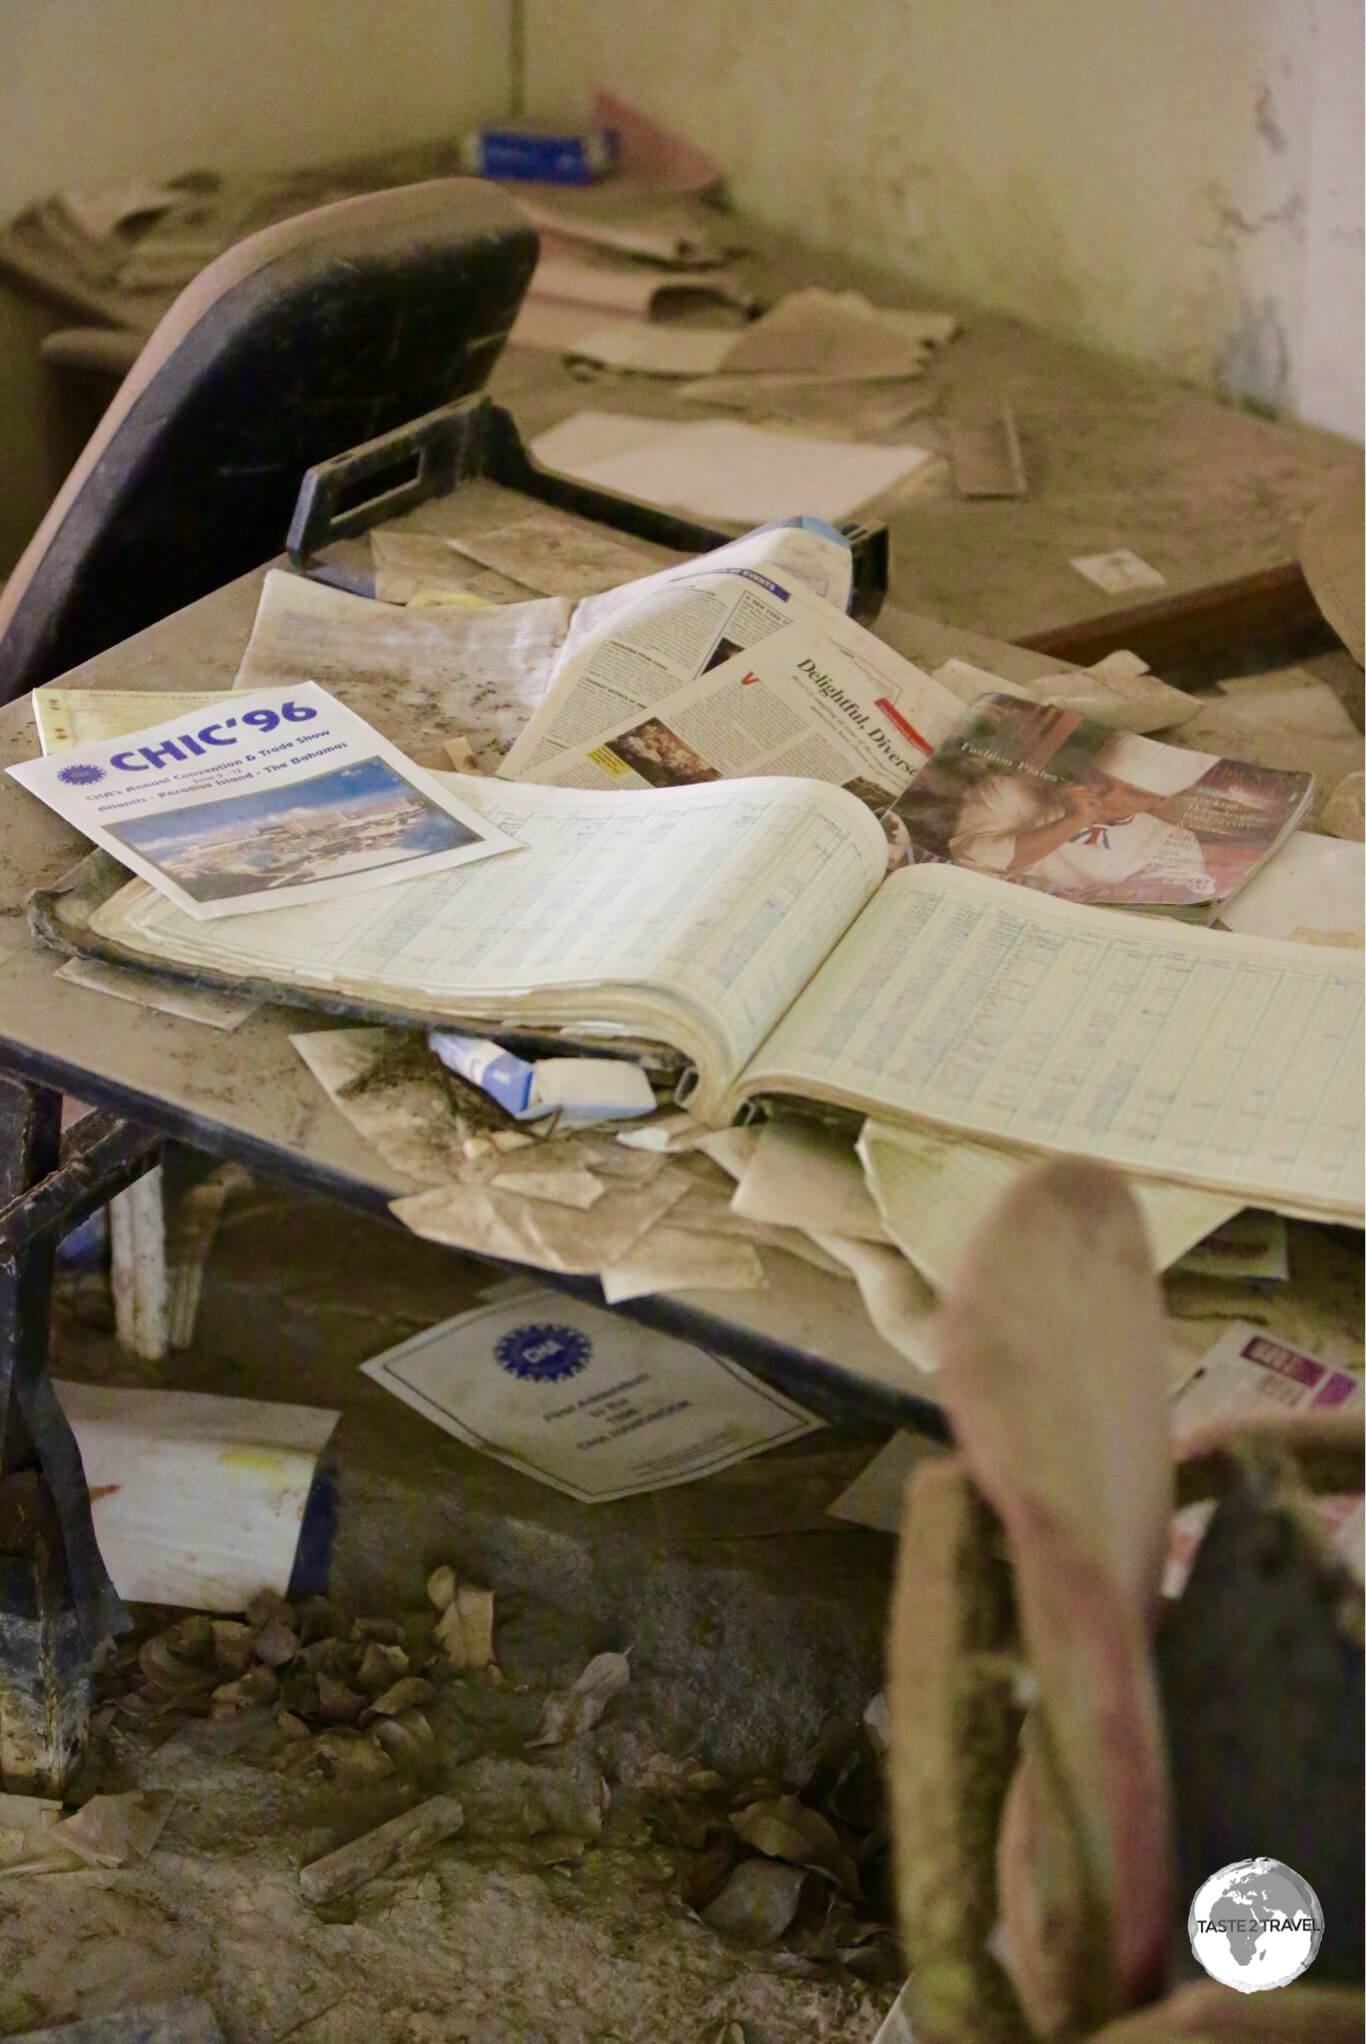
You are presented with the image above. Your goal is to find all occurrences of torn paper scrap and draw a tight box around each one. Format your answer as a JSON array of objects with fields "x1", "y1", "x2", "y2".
[
  {"x1": 731, "y1": 1119, "x2": 890, "y2": 1243},
  {"x1": 530, "y1": 237, "x2": 751, "y2": 319},
  {"x1": 53, "y1": 1380, "x2": 338, "y2": 1610},
  {"x1": 1174, "y1": 1210, "x2": 1289, "y2": 1282},
  {"x1": 441, "y1": 505, "x2": 670, "y2": 601},
  {"x1": 1217, "y1": 830, "x2": 1364, "y2": 945},
  {"x1": 530, "y1": 411, "x2": 935, "y2": 525},
  {"x1": 857, "y1": 1122, "x2": 1242, "y2": 1291},
  {"x1": 599, "y1": 1222, "x2": 766, "y2": 1302},
  {"x1": 826, "y1": 1431, "x2": 948, "y2": 1533},
  {"x1": 360, "y1": 1286, "x2": 818, "y2": 1501},
  {"x1": 1070, "y1": 548, "x2": 1168, "y2": 595},
  {"x1": 1166, "y1": 1322, "x2": 1363, "y2": 1593},
  {"x1": 948, "y1": 403, "x2": 1027, "y2": 498},
  {"x1": 371, "y1": 530, "x2": 535, "y2": 607},
  {"x1": 55, "y1": 956, "x2": 259, "y2": 1030},
  {"x1": 231, "y1": 569, "x2": 570, "y2": 770},
  {"x1": 293, "y1": 1027, "x2": 516, "y2": 1187},
  {"x1": 510, "y1": 299, "x2": 736, "y2": 377},
  {"x1": 932, "y1": 653, "x2": 1201, "y2": 735},
  {"x1": 720, "y1": 288, "x2": 956, "y2": 382},
  {"x1": 807, "y1": 1233, "x2": 940, "y2": 1374},
  {"x1": 390, "y1": 1169, "x2": 688, "y2": 1275}
]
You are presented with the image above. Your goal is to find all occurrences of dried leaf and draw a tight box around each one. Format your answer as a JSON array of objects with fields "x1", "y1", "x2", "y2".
[
  {"x1": 211, "y1": 1620, "x2": 256, "y2": 1675},
  {"x1": 245, "y1": 1589, "x2": 295, "y2": 1631},
  {"x1": 679, "y1": 1830, "x2": 737, "y2": 1909},
  {"x1": 730, "y1": 1795, "x2": 862, "y2": 1898},
  {"x1": 426, "y1": 1565, "x2": 457, "y2": 1612},
  {"x1": 356, "y1": 1641, "x2": 409, "y2": 1694},
  {"x1": 435, "y1": 1601, "x2": 469, "y2": 1669},
  {"x1": 372, "y1": 1710, "x2": 436, "y2": 1772},
  {"x1": 210, "y1": 1665, "x2": 279, "y2": 1718},
  {"x1": 253, "y1": 1617, "x2": 301, "y2": 1668},
  {"x1": 316, "y1": 1674, "x2": 366, "y2": 1724},
  {"x1": 302, "y1": 1637, "x2": 353, "y2": 1678},
  {"x1": 526, "y1": 1832, "x2": 588, "y2": 1866},
  {"x1": 279, "y1": 1711, "x2": 312, "y2": 1741},
  {"x1": 528, "y1": 1651, "x2": 631, "y2": 1747},
  {"x1": 702, "y1": 1859, "x2": 807, "y2": 1946},
  {"x1": 455, "y1": 1584, "x2": 496, "y2": 1670},
  {"x1": 138, "y1": 1627, "x2": 216, "y2": 1696},
  {"x1": 351, "y1": 1617, "x2": 405, "y2": 1645},
  {"x1": 312, "y1": 1730, "x2": 396, "y2": 1788},
  {"x1": 363, "y1": 1677, "x2": 436, "y2": 1722},
  {"x1": 296, "y1": 1596, "x2": 337, "y2": 1645}
]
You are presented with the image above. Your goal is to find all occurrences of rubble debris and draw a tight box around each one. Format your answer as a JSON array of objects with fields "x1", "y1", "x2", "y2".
[
  {"x1": 356, "y1": 1641, "x2": 409, "y2": 1693},
  {"x1": 528, "y1": 1650, "x2": 631, "y2": 1747},
  {"x1": 310, "y1": 1731, "x2": 397, "y2": 1789},
  {"x1": 210, "y1": 1666, "x2": 278, "y2": 1718},
  {"x1": 456, "y1": 1751, "x2": 610, "y2": 1840},
  {"x1": 702, "y1": 1859, "x2": 808, "y2": 1945},
  {"x1": 299, "y1": 1793, "x2": 465, "y2": 1905},
  {"x1": 51, "y1": 1792, "x2": 174, "y2": 1870}
]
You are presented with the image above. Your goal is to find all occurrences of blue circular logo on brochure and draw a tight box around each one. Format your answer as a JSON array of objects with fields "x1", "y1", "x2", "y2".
[
  {"x1": 57, "y1": 763, "x2": 106, "y2": 785},
  {"x1": 495, "y1": 1324, "x2": 592, "y2": 1383}
]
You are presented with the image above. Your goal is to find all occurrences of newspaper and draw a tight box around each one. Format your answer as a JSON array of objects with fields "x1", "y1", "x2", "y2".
[
  {"x1": 893, "y1": 692, "x2": 1314, "y2": 921},
  {"x1": 502, "y1": 548, "x2": 961, "y2": 816},
  {"x1": 509, "y1": 581, "x2": 963, "y2": 813},
  {"x1": 9, "y1": 683, "x2": 517, "y2": 921}
]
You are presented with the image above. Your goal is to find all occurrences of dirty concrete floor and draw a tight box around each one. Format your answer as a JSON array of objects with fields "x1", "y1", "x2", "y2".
[{"x1": 8, "y1": 1175, "x2": 904, "y2": 2043}]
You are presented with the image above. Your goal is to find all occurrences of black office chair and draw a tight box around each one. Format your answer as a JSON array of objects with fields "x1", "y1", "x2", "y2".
[{"x1": 0, "y1": 178, "x2": 537, "y2": 703}]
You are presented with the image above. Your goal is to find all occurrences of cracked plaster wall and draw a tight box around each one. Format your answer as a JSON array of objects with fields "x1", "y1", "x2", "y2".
[{"x1": 527, "y1": 0, "x2": 1364, "y2": 441}]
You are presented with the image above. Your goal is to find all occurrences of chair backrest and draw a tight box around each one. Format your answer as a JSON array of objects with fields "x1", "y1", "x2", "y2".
[{"x1": 0, "y1": 178, "x2": 536, "y2": 703}]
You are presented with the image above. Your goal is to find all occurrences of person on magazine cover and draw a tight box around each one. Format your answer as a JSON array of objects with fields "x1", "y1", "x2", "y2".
[{"x1": 948, "y1": 731, "x2": 1216, "y2": 901}]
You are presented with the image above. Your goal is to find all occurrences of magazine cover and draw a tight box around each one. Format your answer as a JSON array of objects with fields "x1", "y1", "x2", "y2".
[{"x1": 890, "y1": 694, "x2": 1314, "y2": 920}]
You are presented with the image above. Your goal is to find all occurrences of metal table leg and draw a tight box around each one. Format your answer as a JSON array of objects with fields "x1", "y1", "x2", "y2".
[{"x1": 0, "y1": 1075, "x2": 147, "y2": 1792}]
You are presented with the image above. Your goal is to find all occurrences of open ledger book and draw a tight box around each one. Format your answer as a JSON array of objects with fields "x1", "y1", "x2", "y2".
[{"x1": 85, "y1": 772, "x2": 1365, "y2": 1222}]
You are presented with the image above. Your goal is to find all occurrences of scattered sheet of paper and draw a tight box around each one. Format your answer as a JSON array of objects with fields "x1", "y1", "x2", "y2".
[
  {"x1": 371, "y1": 531, "x2": 535, "y2": 607},
  {"x1": 54, "y1": 1379, "x2": 339, "y2": 1609},
  {"x1": 9, "y1": 681, "x2": 517, "y2": 921},
  {"x1": 511, "y1": 300, "x2": 737, "y2": 376},
  {"x1": 857, "y1": 1123, "x2": 1243, "y2": 1290},
  {"x1": 294, "y1": 1026, "x2": 525, "y2": 1186},
  {"x1": 391, "y1": 1170, "x2": 688, "y2": 1276},
  {"x1": 806, "y1": 1231, "x2": 940, "y2": 1374},
  {"x1": 1070, "y1": 548, "x2": 1168, "y2": 595},
  {"x1": 1174, "y1": 1209, "x2": 1289, "y2": 1281},
  {"x1": 529, "y1": 236, "x2": 750, "y2": 320},
  {"x1": 444, "y1": 506, "x2": 667, "y2": 600},
  {"x1": 932, "y1": 653, "x2": 1201, "y2": 734},
  {"x1": 531, "y1": 411, "x2": 935, "y2": 525},
  {"x1": 681, "y1": 373, "x2": 938, "y2": 438},
  {"x1": 1217, "y1": 829, "x2": 1365, "y2": 944},
  {"x1": 32, "y1": 688, "x2": 228, "y2": 755},
  {"x1": 732, "y1": 1119, "x2": 889, "y2": 1242},
  {"x1": 232, "y1": 569, "x2": 570, "y2": 768},
  {"x1": 1166, "y1": 1322, "x2": 1363, "y2": 1593},
  {"x1": 360, "y1": 1284, "x2": 818, "y2": 1502},
  {"x1": 56, "y1": 956, "x2": 259, "y2": 1031},
  {"x1": 826, "y1": 1430, "x2": 947, "y2": 1533},
  {"x1": 600, "y1": 1223, "x2": 766, "y2": 1301},
  {"x1": 719, "y1": 289, "x2": 956, "y2": 381}
]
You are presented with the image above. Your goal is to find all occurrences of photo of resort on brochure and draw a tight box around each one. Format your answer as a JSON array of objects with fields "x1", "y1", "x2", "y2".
[
  {"x1": 107, "y1": 755, "x2": 482, "y2": 904},
  {"x1": 891, "y1": 693, "x2": 1314, "y2": 922}
]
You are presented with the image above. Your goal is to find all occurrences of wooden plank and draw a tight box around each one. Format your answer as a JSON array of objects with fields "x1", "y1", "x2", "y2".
[{"x1": 1018, "y1": 560, "x2": 1332, "y2": 672}]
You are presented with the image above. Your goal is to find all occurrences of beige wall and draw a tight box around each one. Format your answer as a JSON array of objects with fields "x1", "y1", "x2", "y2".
[
  {"x1": 0, "y1": 0, "x2": 509, "y2": 567},
  {"x1": 526, "y1": 0, "x2": 1364, "y2": 440}
]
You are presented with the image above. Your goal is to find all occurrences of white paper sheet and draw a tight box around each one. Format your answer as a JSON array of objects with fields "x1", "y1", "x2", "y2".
[
  {"x1": 370, "y1": 531, "x2": 535, "y2": 607},
  {"x1": 359, "y1": 1286, "x2": 818, "y2": 1502},
  {"x1": 32, "y1": 688, "x2": 228, "y2": 755},
  {"x1": 55, "y1": 956, "x2": 259, "y2": 1031},
  {"x1": 9, "y1": 682, "x2": 517, "y2": 921},
  {"x1": 732, "y1": 1120, "x2": 889, "y2": 1242},
  {"x1": 720, "y1": 288, "x2": 956, "y2": 381},
  {"x1": 826, "y1": 1431, "x2": 947, "y2": 1533},
  {"x1": 1217, "y1": 830, "x2": 1365, "y2": 944},
  {"x1": 857, "y1": 1122, "x2": 1242, "y2": 1288},
  {"x1": 55, "y1": 1379, "x2": 339, "y2": 1609},
  {"x1": 1070, "y1": 548, "x2": 1168, "y2": 594},
  {"x1": 443, "y1": 506, "x2": 667, "y2": 600},
  {"x1": 511, "y1": 300, "x2": 737, "y2": 377},
  {"x1": 531, "y1": 411, "x2": 934, "y2": 524}
]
